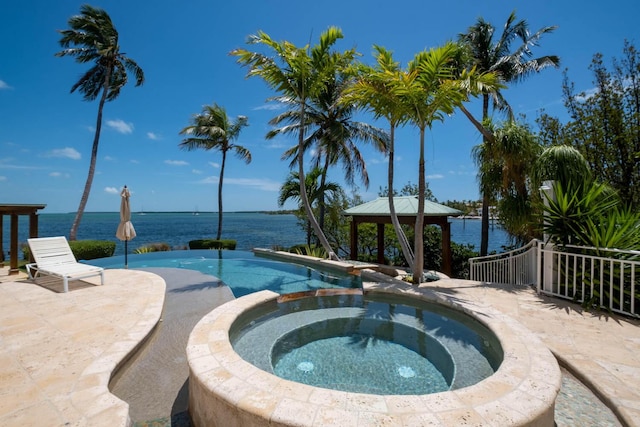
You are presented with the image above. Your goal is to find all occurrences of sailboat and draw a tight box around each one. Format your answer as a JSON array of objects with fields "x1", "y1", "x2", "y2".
[
  {"x1": 139, "y1": 206, "x2": 146, "y2": 216},
  {"x1": 193, "y1": 206, "x2": 199, "y2": 216}
]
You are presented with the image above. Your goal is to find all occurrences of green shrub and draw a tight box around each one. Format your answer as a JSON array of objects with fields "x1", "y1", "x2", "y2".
[
  {"x1": 23, "y1": 239, "x2": 116, "y2": 261},
  {"x1": 70, "y1": 240, "x2": 116, "y2": 260},
  {"x1": 188, "y1": 239, "x2": 236, "y2": 250},
  {"x1": 134, "y1": 242, "x2": 171, "y2": 254},
  {"x1": 292, "y1": 244, "x2": 327, "y2": 258}
]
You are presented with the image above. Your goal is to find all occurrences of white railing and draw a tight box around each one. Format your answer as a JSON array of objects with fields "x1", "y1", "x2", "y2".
[
  {"x1": 469, "y1": 239, "x2": 640, "y2": 318},
  {"x1": 539, "y1": 244, "x2": 640, "y2": 318},
  {"x1": 469, "y1": 239, "x2": 538, "y2": 286}
]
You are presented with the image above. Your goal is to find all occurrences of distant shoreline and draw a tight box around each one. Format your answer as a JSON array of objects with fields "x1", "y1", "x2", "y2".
[{"x1": 59, "y1": 210, "x2": 297, "y2": 215}]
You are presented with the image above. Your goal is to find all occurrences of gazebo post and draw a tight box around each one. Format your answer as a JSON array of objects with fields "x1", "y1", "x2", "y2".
[
  {"x1": 350, "y1": 219, "x2": 358, "y2": 261},
  {"x1": 0, "y1": 204, "x2": 47, "y2": 274},
  {"x1": 442, "y1": 221, "x2": 452, "y2": 276},
  {"x1": 10, "y1": 214, "x2": 18, "y2": 274},
  {"x1": 0, "y1": 215, "x2": 4, "y2": 267},
  {"x1": 376, "y1": 223, "x2": 385, "y2": 264}
]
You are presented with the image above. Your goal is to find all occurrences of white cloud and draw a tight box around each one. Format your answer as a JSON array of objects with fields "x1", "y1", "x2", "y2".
[
  {"x1": 165, "y1": 160, "x2": 189, "y2": 166},
  {"x1": 147, "y1": 132, "x2": 159, "y2": 140},
  {"x1": 253, "y1": 103, "x2": 285, "y2": 111},
  {"x1": 198, "y1": 176, "x2": 281, "y2": 192},
  {"x1": 49, "y1": 172, "x2": 70, "y2": 178},
  {"x1": 45, "y1": 147, "x2": 81, "y2": 160},
  {"x1": 104, "y1": 155, "x2": 115, "y2": 161},
  {"x1": 130, "y1": 159, "x2": 140, "y2": 164},
  {"x1": 192, "y1": 169, "x2": 203, "y2": 174},
  {"x1": 574, "y1": 87, "x2": 599, "y2": 102},
  {"x1": 105, "y1": 187, "x2": 119, "y2": 194},
  {"x1": 426, "y1": 174, "x2": 444, "y2": 180},
  {"x1": 106, "y1": 119, "x2": 134, "y2": 134},
  {"x1": 208, "y1": 162, "x2": 220, "y2": 169},
  {"x1": 0, "y1": 176, "x2": 6, "y2": 181},
  {"x1": 0, "y1": 80, "x2": 11, "y2": 90}
]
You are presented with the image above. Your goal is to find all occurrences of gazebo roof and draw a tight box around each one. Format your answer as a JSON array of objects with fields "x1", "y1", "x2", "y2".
[{"x1": 344, "y1": 196, "x2": 462, "y2": 217}]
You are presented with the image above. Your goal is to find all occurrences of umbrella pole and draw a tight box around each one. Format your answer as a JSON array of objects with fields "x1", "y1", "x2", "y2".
[{"x1": 125, "y1": 240, "x2": 128, "y2": 269}]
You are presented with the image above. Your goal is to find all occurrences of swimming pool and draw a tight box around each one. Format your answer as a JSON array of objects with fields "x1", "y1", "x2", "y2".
[{"x1": 92, "y1": 250, "x2": 362, "y2": 297}]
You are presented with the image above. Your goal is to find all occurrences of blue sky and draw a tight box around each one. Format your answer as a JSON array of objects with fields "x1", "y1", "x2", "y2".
[{"x1": 1, "y1": 0, "x2": 638, "y2": 213}]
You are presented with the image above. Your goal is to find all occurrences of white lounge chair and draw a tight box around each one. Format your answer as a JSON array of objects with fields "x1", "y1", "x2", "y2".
[{"x1": 26, "y1": 236, "x2": 104, "y2": 293}]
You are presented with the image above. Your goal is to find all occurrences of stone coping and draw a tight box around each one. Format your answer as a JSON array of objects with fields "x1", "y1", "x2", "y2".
[
  {"x1": 187, "y1": 281, "x2": 561, "y2": 426},
  {"x1": 253, "y1": 248, "x2": 378, "y2": 274},
  {"x1": 0, "y1": 269, "x2": 166, "y2": 427}
]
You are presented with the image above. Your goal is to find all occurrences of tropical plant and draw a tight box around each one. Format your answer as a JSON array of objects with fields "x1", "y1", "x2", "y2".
[
  {"x1": 473, "y1": 120, "x2": 542, "y2": 243},
  {"x1": 540, "y1": 178, "x2": 640, "y2": 311},
  {"x1": 402, "y1": 43, "x2": 499, "y2": 283},
  {"x1": 278, "y1": 167, "x2": 340, "y2": 246},
  {"x1": 346, "y1": 43, "x2": 499, "y2": 283},
  {"x1": 271, "y1": 61, "x2": 388, "y2": 232},
  {"x1": 343, "y1": 45, "x2": 416, "y2": 274},
  {"x1": 537, "y1": 41, "x2": 640, "y2": 208},
  {"x1": 531, "y1": 145, "x2": 591, "y2": 190},
  {"x1": 232, "y1": 27, "x2": 350, "y2": 260},
  {"x1": 179, "y1": 103, "x2": 250, "y2": 240},
  {"x1": 457, "y1": 10, "x2": 559, "y2": 255},
  {"x1": 56, "y1": 5, "x2": 145, "y2": 240}
]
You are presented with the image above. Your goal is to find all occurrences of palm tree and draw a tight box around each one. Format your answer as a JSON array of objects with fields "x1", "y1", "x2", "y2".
[
  {"x1": 56, "y1": 5, "x2": 144, "y2": 240},
  {"x1": 343, "y1": 46, "x2": 415, "y2": 268},
  {"x1": 270, "y1": 66, "x2": 389, "y2": 232},
  {"x1": 231, "y1": 27, "x2": 349, "y2": 260},
  {"x1": 347, "y1": 43, "x2": 499, "y2": 282},
  {"x1": 278, "y1": 168, "x2": 340, "y2": 245},
  {"x1": 532, "y1": 145, "x2": 591, "y2": 190},
  {"x1": 402, "y1": 43, "x2": 495, "y2": 282},
  {"x1": 457, "y1": 10, "x2": 560, "y2": 255},
  {"x1": 179, "y1": 104, "x2": 250, "y2": 240},
  {"x1": 473, "y1": 120, "x2": 541, "y2": 243}
]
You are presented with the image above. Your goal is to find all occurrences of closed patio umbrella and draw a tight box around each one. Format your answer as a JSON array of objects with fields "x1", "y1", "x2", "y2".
[{"x1": 116, "y1": 185, "x2": 136, "y2": 268}]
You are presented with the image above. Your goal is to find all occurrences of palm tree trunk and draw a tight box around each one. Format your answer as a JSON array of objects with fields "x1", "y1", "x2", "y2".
[
  {"x1": 216, "y1": 151, "x2": 226, "y2": 240},
  {"x1": 412, "y1": 125, "x2": 426, "y2": 284},
  {"x1": 318, "y1": 155, "x2": 330, "y2": 232},
  {"x1": 480, "y1": 94, "x2": 491, "y2": 256},
  {"x1": 387, "y1": 124, "x2": 414, "y2": 266},
  {"x1": 296, "y1": 100, "x2": 338, "y2": 260},
  {"x1": 69, "y1": 66, "x2": 111, "y2": 241}
]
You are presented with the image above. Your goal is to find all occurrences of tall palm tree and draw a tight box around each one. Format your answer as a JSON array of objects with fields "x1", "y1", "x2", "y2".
[
  {"x1": 347, "y1": 43, "x2": 499, "y2": 282},
  {"x1": 179, "y1": 104, "x2": 250, "y2": 240},
  {"x1": 231, "y1": 27, "x2": 349, "y2": 260},
  {"x1": 278, "y1": 167, "x2": 340, "y2": 245},
  {"x1": 270, "y1": 67, "x2": 389, "y2": 232},
  {"x1": 457, "y1": 10, "x2": 560, "y2": 255},
  {"x1": 402, "y1": 43, "x2": 496, "y2": 282},
  {"x1": 343, "y1": 46, "x2": 415, "y2": 268},
  {"x1": 56, "y1": 5, "x2": 144, "y2": 240}
]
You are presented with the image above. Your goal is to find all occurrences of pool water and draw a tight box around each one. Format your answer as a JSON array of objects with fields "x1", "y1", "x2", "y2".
[
  {"x1": 273, "y1": 334, "x2": 450, "y2": 394},
  {"x1": 92, "y1": 250, "x2": 361, "y2": 297},
  {"x1": 230, "y1": 293, "x2": 503, "y2": 395}
]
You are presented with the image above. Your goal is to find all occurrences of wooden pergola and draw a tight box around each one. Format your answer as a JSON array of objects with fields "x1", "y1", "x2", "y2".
[
  {"x1": 344, "y1": 197, "x2": 461, "y2": 276},
  {"x1": 0, "y1": 204, "x2": 47, "y2": 274}
]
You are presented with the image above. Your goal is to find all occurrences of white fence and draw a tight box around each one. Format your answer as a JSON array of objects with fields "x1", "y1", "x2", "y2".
[
  {"x1": 469, "y1": 239, "x2": 538, "y2": 286},
  {"x1": 469, "y1": 240, "x2": 640, "y2": 318}
]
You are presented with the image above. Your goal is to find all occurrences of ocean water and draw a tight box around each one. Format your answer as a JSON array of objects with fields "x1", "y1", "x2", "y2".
[{"x1": 2, "y1": 212, "x2": 509, "y2": 257}]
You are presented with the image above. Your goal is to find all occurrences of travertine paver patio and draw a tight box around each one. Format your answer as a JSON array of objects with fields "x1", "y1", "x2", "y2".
[
  {"x1": 0, "y1": 268, "x2": 165, "y2": 427},
  {"x1": 417, "y1": 277, "x2": 640, "y2": 427},
  {"x1": 1, "y1": 264, "x2": 639, "y2": 426}
]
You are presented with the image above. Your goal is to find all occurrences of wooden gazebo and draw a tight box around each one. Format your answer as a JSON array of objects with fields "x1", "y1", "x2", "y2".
[
  {"x1": 344, "y1": 196, "x2": 461, "y2": 276},
  {"x1": 0, "y1": 204, "x2": 46, "y2": 274}
]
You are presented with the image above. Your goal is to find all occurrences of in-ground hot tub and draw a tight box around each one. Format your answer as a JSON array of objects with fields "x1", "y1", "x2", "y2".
[{"x1": 187, "y1": 281, "x2": 561, "y2": 426}]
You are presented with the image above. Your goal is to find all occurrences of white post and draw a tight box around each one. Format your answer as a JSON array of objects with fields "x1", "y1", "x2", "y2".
[{"x1": 539, "y1": 181, "x2": 556, "y2": 294}]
